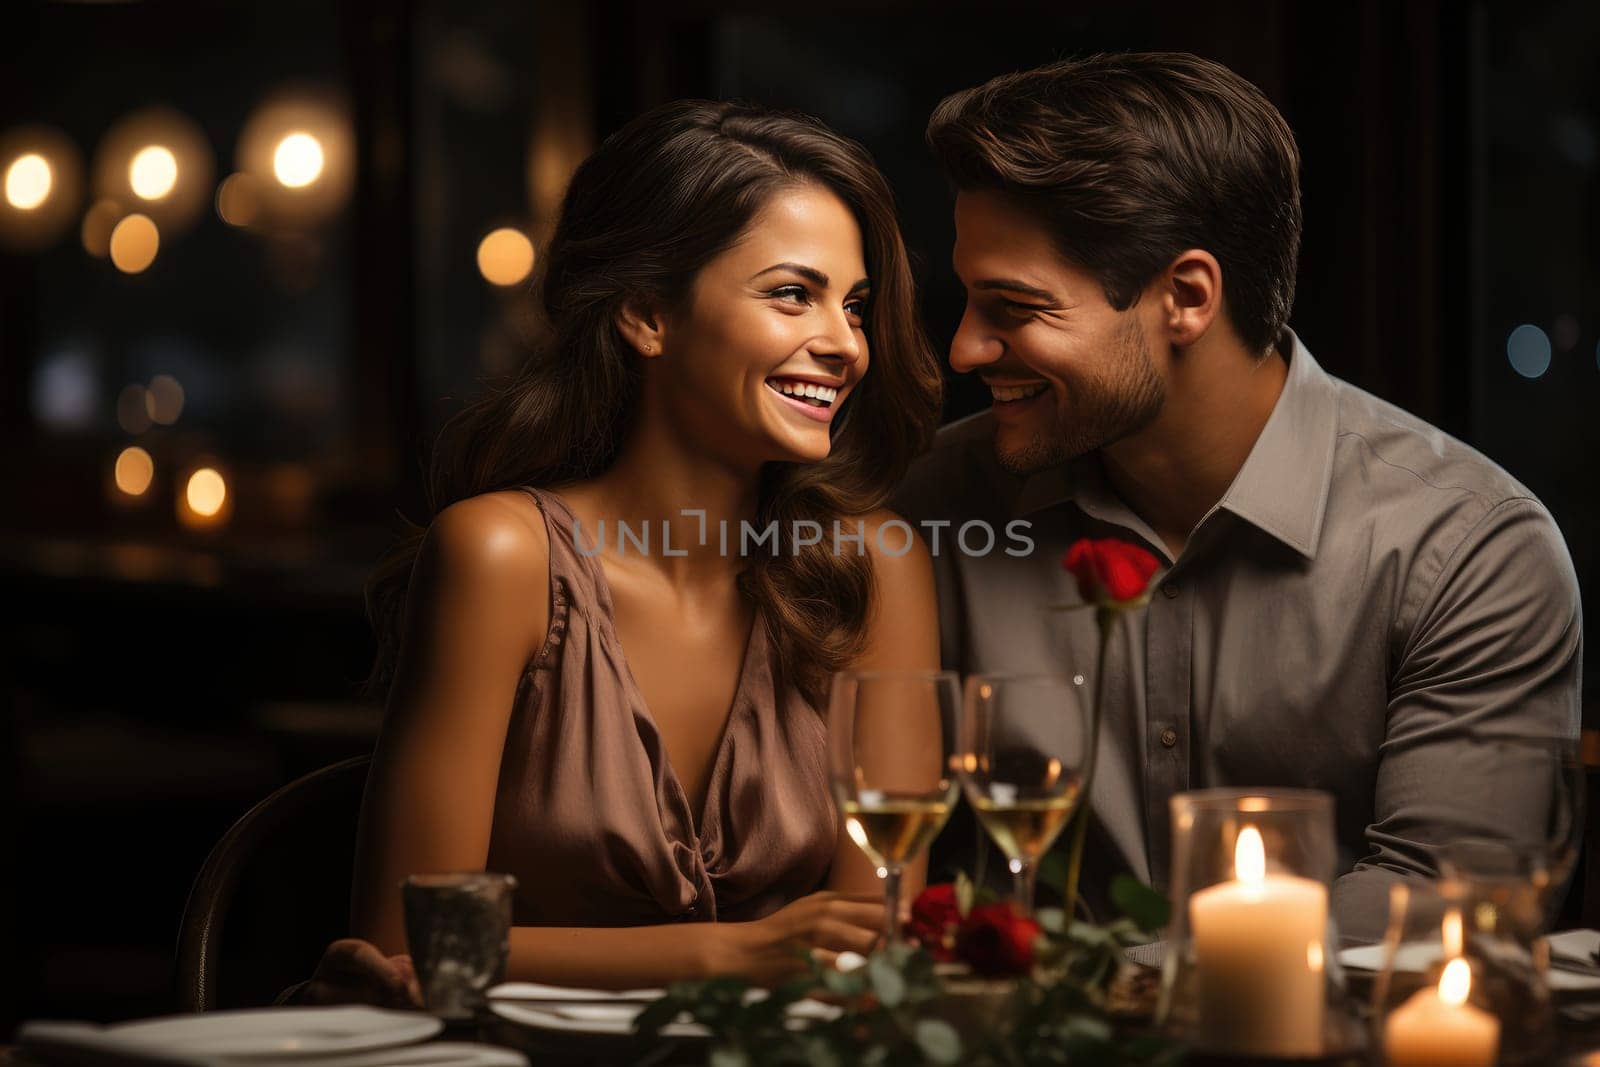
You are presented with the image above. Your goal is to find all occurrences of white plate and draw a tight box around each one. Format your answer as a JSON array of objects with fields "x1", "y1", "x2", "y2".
[
  {"x1": 490, "y1": 1000, "x2": 708, "y2": 1039},
  {"x1": 254, "y1": 1043, "x2": 527, "y2": 1067},
  {"x1": 490, "y1": 994, "x2": 841, "y2": 1039},
  {"x1": 1339, "y1": 939, "x2": 1600, "y2": 994},
  {"x1": 488, "y1": 982, "x2": 664, "y2": 1003},
  {"x1": 109, "y1": 1007, "x2": 443, "y2": 1059}
]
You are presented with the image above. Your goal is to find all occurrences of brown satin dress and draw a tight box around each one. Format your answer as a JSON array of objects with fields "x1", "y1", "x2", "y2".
[{"x1": 484, "y1": 486, "x2": 837, "y2": 927}]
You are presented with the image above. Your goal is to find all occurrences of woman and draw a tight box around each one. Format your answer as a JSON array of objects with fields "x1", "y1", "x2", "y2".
[{"x1": 345, "y1": 99, "x2": 944, "y2": 992}]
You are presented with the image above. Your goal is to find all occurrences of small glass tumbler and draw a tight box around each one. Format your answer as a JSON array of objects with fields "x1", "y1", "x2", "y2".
[
  {"x1": 1158, "y1": 789, "x2": 1356, "y2": 1059},
  {"x1": 402, "y1": 872, "x2": 517, "y2": 1019},
  {"x1": 1371, "y1": 877, "x2": 1551, "y2": 1066}
]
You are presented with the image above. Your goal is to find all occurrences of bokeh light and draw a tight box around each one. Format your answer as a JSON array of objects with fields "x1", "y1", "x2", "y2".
[
  {"x1": 215, "y1": 173, "x2": 260, "y2": 227},
  {"x1": 128, "y1": 145, "x2": 178, "y2": 200},
  {"x1": 236, "y1": 88, "x2": 353, "y2": 227},
  {"x1": 477, "y1": 227, "x2": 535, "y2": 286},
  {"x1": 92, "y1": 108, "x2": 213, "y2": 235},
  {"x1": 186, "y1": 468, "x2": 227, "y2": 516},
  {"x1": 5, "y1": 153, "x2": 52, "y2": 210},
  {"x1": 272, "y1": 132, "x2": 324, "y2": 188},
  {"x1": 0, "y1": 126, "x2": 84, "y2": 250},
  {"x1": 81, "y1": 198, "x2": 123, "y2": 257},
  {"x1": 1506, "y1": 323, "x2": 1552, "y2": 379},
  {"x1": 144, "y1": 374, "x2": 185, "y2": 425},
  {"x1": 116, "y1": 383, "x2": 152, "y2": 433},
  {"x1": 114, "y1": 446, "x2": 155, "y2": 496},
  {"x1": 109, "y1": 213, "x2": 159, "y2": 273}
]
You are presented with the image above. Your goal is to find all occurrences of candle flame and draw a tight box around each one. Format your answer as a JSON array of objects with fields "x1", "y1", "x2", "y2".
[
  {"x1": 1307, "y1": 940, "x2": 1324, "y2": 972},
  {"x1": 1235, "y1": 825, "x2": 1265, "y2": 883},
  {"x1": 1438, "y1": 957, "x2": 1472, "y2": 1007},
  {"x1": 1442, "y1": 908, "x2": 1464, "y2": 958}
]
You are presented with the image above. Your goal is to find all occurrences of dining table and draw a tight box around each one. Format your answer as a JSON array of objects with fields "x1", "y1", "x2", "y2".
[{"x1": 12, "y1": 956, "x2": 1600, "y2": 1067}]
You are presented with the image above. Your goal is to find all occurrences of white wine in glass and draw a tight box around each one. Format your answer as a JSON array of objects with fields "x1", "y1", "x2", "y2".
[
  {"x1": 958, "y1": 673, "x2": 1094, "y2": 914},
  {"x1": 841, "y1": 791, "x2": 955, "y2": 869},
  {"x1": 829, "y1": 669, "x2": 961, "y2": 948}
]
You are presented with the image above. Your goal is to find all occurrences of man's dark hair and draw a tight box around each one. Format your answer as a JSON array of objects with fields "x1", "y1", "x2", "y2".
[{"x1": 927, "y1": 52, "x2": 1301, "y2": 356}]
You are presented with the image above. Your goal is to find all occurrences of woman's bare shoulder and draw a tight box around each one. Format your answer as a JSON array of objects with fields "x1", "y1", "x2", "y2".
[{"x1": 420, "y1": 489, "x2": 551, "y2": 601}]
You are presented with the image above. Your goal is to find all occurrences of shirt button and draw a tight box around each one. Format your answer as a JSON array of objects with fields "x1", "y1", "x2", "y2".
[
  {"x1": 1162, "y1": 582, "x2": 1179, "y2": 599},
  {"x1": 1160, "y1": 727, "x2": 1179, "y2": 748}
]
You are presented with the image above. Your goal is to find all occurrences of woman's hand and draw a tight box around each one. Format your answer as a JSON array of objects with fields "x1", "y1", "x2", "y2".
[
  {"x1": 294, "y1": 938, "x2": 423, "y2": 1008},
  {"x1": 711, "y1": 891, "x2": 886, "y2": 987}
]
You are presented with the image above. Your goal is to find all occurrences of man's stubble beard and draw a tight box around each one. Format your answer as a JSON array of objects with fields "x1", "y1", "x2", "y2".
[{"x1": 994, "y1": 314, "x2": 1166, "y2": 476}]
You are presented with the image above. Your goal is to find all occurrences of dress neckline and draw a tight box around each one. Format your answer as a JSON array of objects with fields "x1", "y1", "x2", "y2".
[{"x1": 527, "y1": 485, "x2": 763, "y2": 842}]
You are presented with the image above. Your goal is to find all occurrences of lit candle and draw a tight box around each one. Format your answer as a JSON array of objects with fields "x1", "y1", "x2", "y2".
[
  {"x1": 1383, "y1": 957, "x2": 1499, "y2": 1067},
  {"x1": 1189, "y1": 825, "x2": 1328, "y2": 1056}
]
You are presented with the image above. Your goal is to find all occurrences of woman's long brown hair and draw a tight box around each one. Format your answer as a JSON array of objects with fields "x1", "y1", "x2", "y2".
[{"x1": 364, "y1": 100, "x2": 942, "y2": 709}]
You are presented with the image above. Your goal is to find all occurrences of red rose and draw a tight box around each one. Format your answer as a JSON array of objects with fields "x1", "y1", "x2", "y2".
[
  {"x1": 954, "y1": 902, "x2": 1042, "y2": 977},
  {"x1": 1062, "y1": 538, "x2": 1161, "y2": 605},
  {"x1": 906, "y1": 883, "x2": 962, "y2": 962}
]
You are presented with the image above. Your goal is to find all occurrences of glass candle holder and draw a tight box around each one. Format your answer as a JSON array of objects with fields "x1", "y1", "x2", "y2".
[
  {"x1": 1158, "y1": 789, "x2": 1356, "y2": 1060},
  {"x1": 1371, "y1": 877, "x2": 1551, "y2": 1066}
]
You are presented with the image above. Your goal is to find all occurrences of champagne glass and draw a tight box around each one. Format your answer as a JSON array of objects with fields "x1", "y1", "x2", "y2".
[
  {"x1": 956, "y1": 672, "x2": 1093, "y2": 915},
  {"x1": 828, "y1": 669, "x2": 961, "y2": 948}
]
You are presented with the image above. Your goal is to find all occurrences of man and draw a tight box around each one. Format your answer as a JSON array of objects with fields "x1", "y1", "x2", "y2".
[{"x1": 894, "y1": 52, "x2": 1582, "y2": 942}]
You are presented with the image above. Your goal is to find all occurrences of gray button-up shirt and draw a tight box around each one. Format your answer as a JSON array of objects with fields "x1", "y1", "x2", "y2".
[{"x1": 893, "y1": 331, "x2": 1583, "y2": 941}]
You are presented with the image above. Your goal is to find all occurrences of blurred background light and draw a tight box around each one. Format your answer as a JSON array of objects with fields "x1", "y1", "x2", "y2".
[
  {"x1": 114, "y1": 446, "x2": 155, "y2": 496},
  {"x1": 476, "y1": 226, "x2": 534, "y2": 286},
  {"x1": 108, "y1": 212, "x2": 159, "y2": 273},
  {"x1": 272, "y1": 132, "x2": 324, "y2": 188},
  {"x1": 0, "y1": 124, "x2": 84, "y2": 250},
  {"x1": 186, "y1": 468, "x2": 226, "y2": 516},
  {"x1": 32, "y1": 345, "x2": 99, "y2": 430},
  {"x1": 92, "y1": 108, "x2": 213, "y2": 235},
  {"x1": 1507, "y1": 323, "x2": 1553, "y2": 379},
  {"x1": 177, "y1": 464, "x2": 232, "y2": 529},
  {"x1": 237, "y1": 87, "x2": 353, "y2": 228},
  {"x1": 80, "y1": 197, "x2": 123, "y2": 257},
  {"x1": 144, "y1": 374, "x2": 185, "y2": 425},
  {"x1": 214, "y1": 172, "x2": 261, "y2": 227},
  {"x1": 6, "y1": 152, "x2": 52, "y2": 209},
  {"x1": 116, "y1": 383, "x2": 152, "y2": 434},
  {"x1": 128, "y1": 145, "x2": 179, "y2": 200}
]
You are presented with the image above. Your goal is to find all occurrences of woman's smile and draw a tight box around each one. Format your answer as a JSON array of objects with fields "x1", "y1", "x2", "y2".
[{"x1": 764, "y1": 374, "x2": 844, "y2": 423}]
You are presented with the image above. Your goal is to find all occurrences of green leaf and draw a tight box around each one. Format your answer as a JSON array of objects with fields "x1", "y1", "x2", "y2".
[
  {"x1": 630, "y1": 993, "x2": 686, "y2": 1036},
  {"x1": 801, "y1": 1035, "x2": 843, "y2": 1067},
  {"x1": 1109, "y1": 875, "x2": 1171, "y2": 931},
  {"x1": 1063, "y1": 1014, "x2": 1113, "y2": 1042},
  {"x1": 867, "y1": 953, "x2": 906, "y2": 1007},
  {"x1": 1034, "y1": 906, "x2": 1067, "y2": 934},
  {"x1": 913, "y1": 1018, "x2": 963, "y2": 1064},
  {"x1": 821, "y1": 966, "x2": 865, "y2": 998},
  {"x1": 1037, "y1": 848, "x2": 1071, "y2": 898},
  {"x1": 709, "y1": 1048, "x2": 751, "y2": 1067},
  {"x1": 955, "y1": 870, "x2": 976, "y2": 918}
]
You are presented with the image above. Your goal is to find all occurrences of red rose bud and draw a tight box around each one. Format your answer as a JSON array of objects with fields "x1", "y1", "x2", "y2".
[
  {"x1": 1062, "y1": 538, "x2": 1161, "y2": 604},
  {"x1": 954, "y1": 902, "x2": 1042, "y2": 977},
  {"x1": 907, "y1": 883, "x2": 962, "y2": 962}
]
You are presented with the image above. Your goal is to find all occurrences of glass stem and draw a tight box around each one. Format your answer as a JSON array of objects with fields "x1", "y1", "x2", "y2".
[
  {"x1": 882, "y1": 863, "x2": 903, "y2": 948},
  {"x1": 1013, "y1": 859, "x2": 1038, "y2": 915}
]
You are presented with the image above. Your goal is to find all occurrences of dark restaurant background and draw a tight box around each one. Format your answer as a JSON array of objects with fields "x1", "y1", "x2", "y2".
[{"x1": 1, "y1": 0, "x2": 1595, "y2": 1033}]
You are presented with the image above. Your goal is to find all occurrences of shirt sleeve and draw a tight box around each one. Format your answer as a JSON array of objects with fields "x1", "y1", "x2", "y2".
[{"x1": 1332, "y1": 497, "x2": 1583, "y2": 942}]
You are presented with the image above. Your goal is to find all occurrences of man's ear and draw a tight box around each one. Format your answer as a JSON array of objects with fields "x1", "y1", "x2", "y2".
[
  {"x1": 1160, "y1": 249, "x2": 1222, "y2": 347},
  {"x1": 615, "y1": 298, "x2": 666, "y2": 358}
]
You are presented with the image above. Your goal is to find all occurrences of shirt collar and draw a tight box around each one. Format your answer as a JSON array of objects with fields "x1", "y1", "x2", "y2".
[{"x1": 1011, "y1": 329, "x2": 1339, "y2": 560}]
